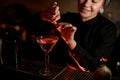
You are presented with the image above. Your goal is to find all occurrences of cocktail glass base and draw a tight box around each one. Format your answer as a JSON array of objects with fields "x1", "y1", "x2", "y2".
[{"x1": 39, "y1": 69, "x2": 52, "y2": 76}]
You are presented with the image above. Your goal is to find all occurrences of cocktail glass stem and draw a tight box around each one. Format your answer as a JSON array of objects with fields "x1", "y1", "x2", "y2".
[
  {"x1": 44, "y1": 53, "x2": 51, "y2": 74},
  {"x1": 39, "y1": 52, "x2": 52, "y2": 76}
]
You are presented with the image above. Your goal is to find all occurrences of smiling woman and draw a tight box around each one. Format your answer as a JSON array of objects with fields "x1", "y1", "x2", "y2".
[
  {"x1": 77, "y1": 0, "x2": 111, "y2": 21},
  {"x1": 28, "y1": 0, "x2": 117, "y2": 73}
]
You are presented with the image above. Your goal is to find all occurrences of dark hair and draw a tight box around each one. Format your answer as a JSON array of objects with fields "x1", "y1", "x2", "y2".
[{"x1": 105, "y1": 0, "x2": 110, "y2": 7}]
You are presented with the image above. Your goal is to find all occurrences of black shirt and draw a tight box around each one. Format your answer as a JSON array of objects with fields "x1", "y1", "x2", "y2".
[{"x1": 57, "y1": 12, "x2": 117, "y2": 71}]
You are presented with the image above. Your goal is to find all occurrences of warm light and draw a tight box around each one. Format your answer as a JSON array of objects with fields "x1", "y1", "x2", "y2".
[
  {"x1": 14, "y1": 25, "x2": 20, "y2": 31},
  {"x1": 0, "y1": 24, "x2": 6, "y2": 29}
]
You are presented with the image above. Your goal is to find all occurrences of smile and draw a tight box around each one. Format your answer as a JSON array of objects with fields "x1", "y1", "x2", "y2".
[{"x1": 81, "y1": 8, "x2": 91, "y2": 13}]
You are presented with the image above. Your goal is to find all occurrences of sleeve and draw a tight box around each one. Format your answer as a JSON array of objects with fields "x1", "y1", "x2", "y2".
[
  {"x1": 71, "y1": 44, "x2": 100, "y2": 71},
  {"x1": 71, "y1": 23, "x2": 117, "y2": 71},
  {"x1": 94, "y1": 23, "x2": 117, "y2": 58}
]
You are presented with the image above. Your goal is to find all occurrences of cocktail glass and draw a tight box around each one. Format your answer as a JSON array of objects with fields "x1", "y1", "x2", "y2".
[{"x1": 36, "y1": 36, "x2": 58, "y2": 76}]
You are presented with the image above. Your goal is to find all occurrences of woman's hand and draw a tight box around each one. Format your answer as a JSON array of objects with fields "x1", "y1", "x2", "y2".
[
  {"x1": 57, "y1": 22, "x2": 77, "y2": 50},
  {"x1": 40, "y1": 2, "x2": 60, "y2": 24}
]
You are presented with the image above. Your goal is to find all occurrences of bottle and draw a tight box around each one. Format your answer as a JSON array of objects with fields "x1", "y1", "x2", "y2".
[{"x1": 94, "y1": 64, "x2": 112, "y2": 80}]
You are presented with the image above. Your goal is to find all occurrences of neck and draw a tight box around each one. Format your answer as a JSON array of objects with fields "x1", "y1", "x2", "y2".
[{"x1": 81, "y1": 14, "x2": 97, "y2": 22}]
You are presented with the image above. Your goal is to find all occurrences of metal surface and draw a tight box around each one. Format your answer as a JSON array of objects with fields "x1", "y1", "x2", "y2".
[{"x1": 16, "y1": 59, "x2": 94, "y2": 80}]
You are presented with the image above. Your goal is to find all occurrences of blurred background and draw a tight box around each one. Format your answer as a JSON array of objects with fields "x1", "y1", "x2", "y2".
[{"x1": 0, "y1": 0, "x2": 120, "y2": 23}]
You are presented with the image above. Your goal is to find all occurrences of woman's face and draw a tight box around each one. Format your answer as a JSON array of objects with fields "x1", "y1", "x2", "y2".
[{"x1": 78, "y1": 0, "x2": 105, "y2": 21}]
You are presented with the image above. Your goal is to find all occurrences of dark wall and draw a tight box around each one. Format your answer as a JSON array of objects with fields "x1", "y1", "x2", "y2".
[{"x1": 0, "y1": 0, "x2": 120, "y2": 23}]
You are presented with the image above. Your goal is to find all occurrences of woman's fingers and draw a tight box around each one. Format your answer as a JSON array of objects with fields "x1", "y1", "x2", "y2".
[
  {"x1": 40, "y1": 2, "x2": 60, "y2": 23},
  {"x1": 57, "y1": 22, "x2": 76, "y2": 32}
]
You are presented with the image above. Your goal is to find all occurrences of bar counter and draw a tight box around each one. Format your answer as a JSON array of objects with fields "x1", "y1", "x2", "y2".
[{"x1": 0, "y1": 58, "x2": 94, "y2": 80}]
